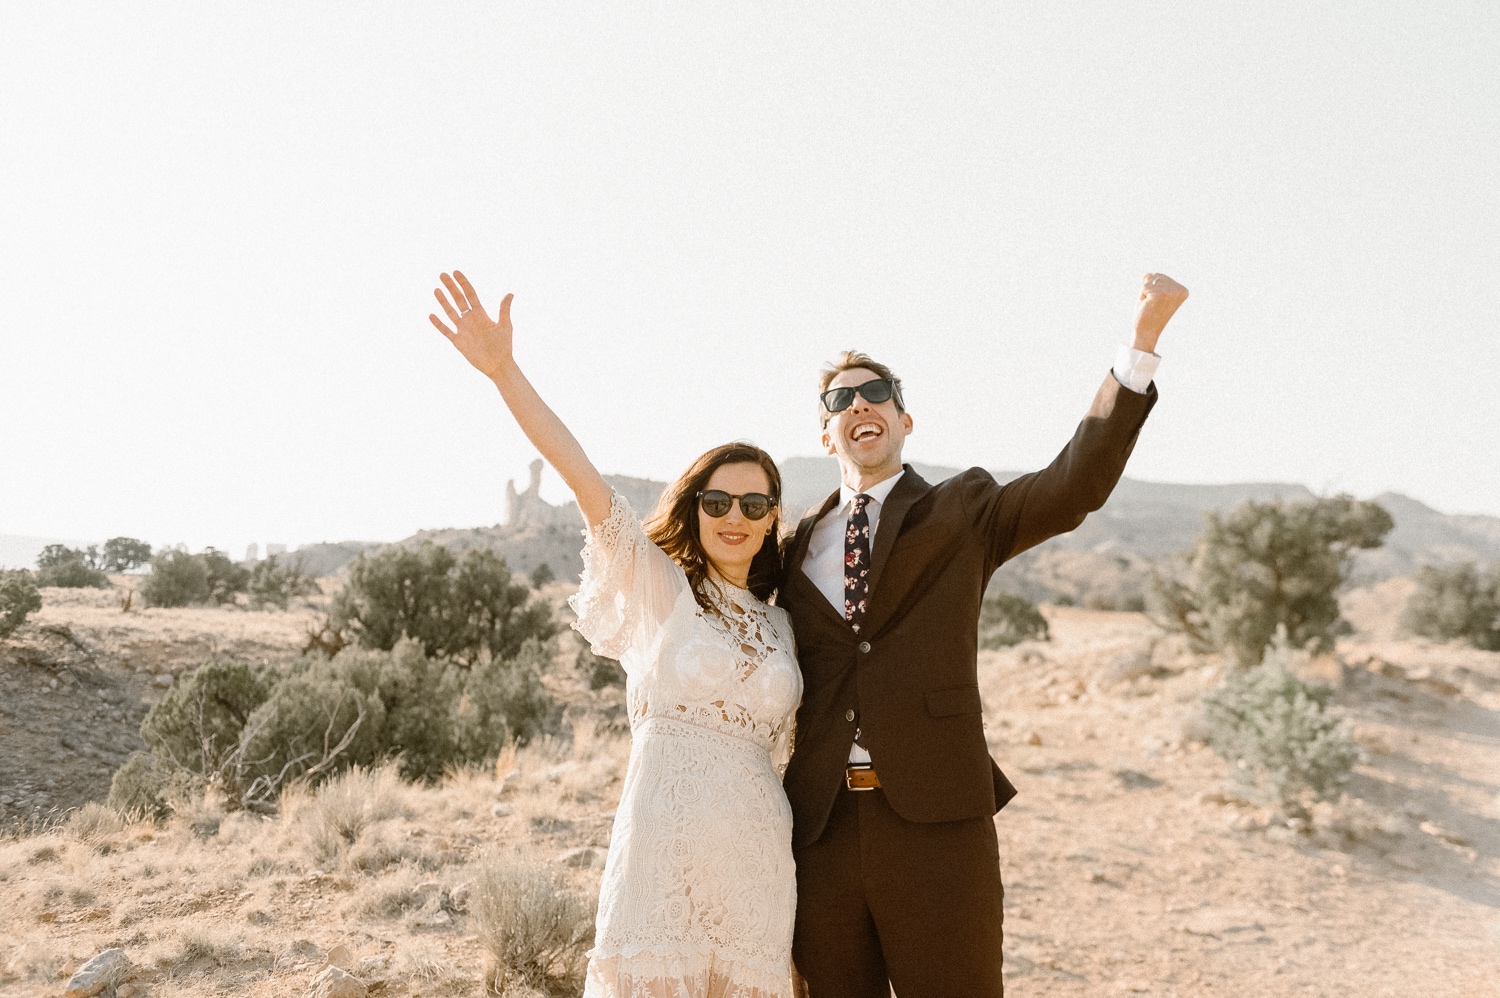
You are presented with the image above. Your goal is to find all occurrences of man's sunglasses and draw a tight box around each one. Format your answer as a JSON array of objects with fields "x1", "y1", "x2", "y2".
[
  {"x1": 697, "y1": 490, "x2": 778, "y2": 521},
  {"x1": 820, "y1": 378, "x2": 901, "y2": 414}
]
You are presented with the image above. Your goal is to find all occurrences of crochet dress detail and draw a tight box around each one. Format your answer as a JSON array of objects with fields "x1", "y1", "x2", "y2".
[{"x1": 570, "y1": 492, "x2": 802, "y2": 998}]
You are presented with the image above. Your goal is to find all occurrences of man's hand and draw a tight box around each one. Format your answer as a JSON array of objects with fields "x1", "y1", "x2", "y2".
[{"x1": 1132, "y1": 273, "x2": 1188, "y2": 354}]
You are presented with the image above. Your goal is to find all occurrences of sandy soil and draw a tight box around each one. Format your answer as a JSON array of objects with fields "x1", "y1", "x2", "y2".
[{"x1": 1, "y1": 581, "x2": 1497, "y2": 996}]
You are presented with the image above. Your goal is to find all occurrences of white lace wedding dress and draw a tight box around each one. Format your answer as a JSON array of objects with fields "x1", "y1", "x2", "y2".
[{"x1": 570, "y1": 492, "x2": 803, "y2": 998}]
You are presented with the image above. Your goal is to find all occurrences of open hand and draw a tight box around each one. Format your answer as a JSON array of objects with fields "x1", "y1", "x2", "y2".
[
  {"x1": 1132, "y1": 273, "x2": 1189, "y2": 353},
  {"x1": 429, "y1": 271, "x2": 514, "y2": 379}
]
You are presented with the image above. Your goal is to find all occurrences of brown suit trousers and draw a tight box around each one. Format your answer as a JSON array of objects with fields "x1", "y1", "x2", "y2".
[{"x1": 781, "y1": 373, "x2": 1157, "y2": 997}]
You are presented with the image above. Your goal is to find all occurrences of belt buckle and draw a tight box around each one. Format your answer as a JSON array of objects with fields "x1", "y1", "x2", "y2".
[{"x1": 845, "y1": 764, "x2": 875, "y2": 791}]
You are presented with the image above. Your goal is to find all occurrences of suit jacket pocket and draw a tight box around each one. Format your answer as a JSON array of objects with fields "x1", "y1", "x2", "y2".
[{"x1": 926, "y1": 684, "x2": 983, "y2": 717}]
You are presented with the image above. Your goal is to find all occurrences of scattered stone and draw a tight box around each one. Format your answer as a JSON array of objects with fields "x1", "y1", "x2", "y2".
[
  {"x1": 1329, "y1": 864, "x2": 1348, "y2": 878},
  {"x1": 542, "y1": 761, "x2": 581, "y2": 781},
  {"x1": 490, "y1": 803, "x2": 514, "y2": 818},
  {"x1": 1086, "y1": 869, "x2": 1108, "y2": 884},
  {"x1": 1113, "y1": 769, "x2": 1162, "y2": 790},
  {"x1": 1182, "y1": 907, "x2": 1266, "y2": 937},
  {"x1": 152, "y1": 674, "x2": 174, "y2": 688},
  {"x1": 1419, "y1": 821, "x2": 1469, "y2": 846},
  {"x1": 358, "y1": 955, "x2": 391, "y2": 975},
  {"x1": 116, "y1": 984, "x2": 145, "y2": 998},
  {"x1": 556, "y1": 846, "x2": 605, "y2": 869},
  {"x1": 325, "y1": 944, "x2": 355, "y2": 971},
  {"x1": 1025, "y1": 731, "x2": 1043, "y2": 747},
  {"x1": 306, "y1": 965, "x2": 368, "y2": 998},
  {"x1": 410, "y1": 905, "x2": 453, "y2": 928},
  {"x1": 64, "y1": 948, "x2": 132, "y2": 997},
  {"x1": 448, "y1": 881, "x2": 473, "y2": 912}
]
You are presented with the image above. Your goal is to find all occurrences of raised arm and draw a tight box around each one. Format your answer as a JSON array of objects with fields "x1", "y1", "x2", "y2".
[{"x1": 428, "y1": 270, "x2": 614, "y2": 529}]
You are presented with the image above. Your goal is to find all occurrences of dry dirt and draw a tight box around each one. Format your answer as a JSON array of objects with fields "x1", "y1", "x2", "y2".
[{"x1": 1, "y1": 578, "x2": 1498, "y2": 997}]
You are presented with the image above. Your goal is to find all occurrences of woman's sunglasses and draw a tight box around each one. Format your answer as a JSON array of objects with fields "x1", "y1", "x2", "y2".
[
  {"x1": 697, "y1": 490, "x2": 777, "y2": 521},
  {"x1": 819, "y1": 377, "x2": 901, "y2": 414}
]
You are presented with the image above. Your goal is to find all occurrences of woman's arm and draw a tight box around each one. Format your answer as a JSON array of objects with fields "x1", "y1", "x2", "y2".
[{"x1": 429, "y1": 270, "x2": 614, "y2": 528}]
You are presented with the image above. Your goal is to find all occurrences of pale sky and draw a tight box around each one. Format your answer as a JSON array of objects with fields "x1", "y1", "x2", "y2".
[{"x1": 2, "y1": 2, "x2": 1497, "y2": 559}]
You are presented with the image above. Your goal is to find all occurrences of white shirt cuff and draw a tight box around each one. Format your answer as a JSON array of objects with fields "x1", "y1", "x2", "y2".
[{"x1": 1113, "y1": 344, "x2": 1159, "y2": 394}]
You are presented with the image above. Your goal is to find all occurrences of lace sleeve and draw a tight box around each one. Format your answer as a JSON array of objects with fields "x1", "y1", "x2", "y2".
[{"x1": 567, "y1": 491, "x2": 686, "y2": 666}]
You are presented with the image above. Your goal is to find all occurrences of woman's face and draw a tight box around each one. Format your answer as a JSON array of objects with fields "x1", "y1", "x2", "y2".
[{"x1": 697, "y1": 461, "x2": 776, "y2": 586}]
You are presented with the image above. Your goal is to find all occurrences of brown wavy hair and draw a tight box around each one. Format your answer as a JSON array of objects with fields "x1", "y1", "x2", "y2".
[{"x1": 643, "y1": 442, "x2": 784, "y2": 612}]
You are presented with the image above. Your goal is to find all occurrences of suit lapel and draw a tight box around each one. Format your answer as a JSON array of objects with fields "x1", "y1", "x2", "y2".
[
  {"x1": 865, "y1": 465, "x2": 930, "y2": 598},
  {"x1": 785, "y1": 490, "x2": 851, "y2": 630}
]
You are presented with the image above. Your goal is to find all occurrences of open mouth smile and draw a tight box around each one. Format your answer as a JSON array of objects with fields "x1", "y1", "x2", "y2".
[
  {"x1": 850, "y1": 422, "x2": 883, "y2": 443},
  {"x1": 716, "y1": 531, "x2": 750, "y2": 545}
]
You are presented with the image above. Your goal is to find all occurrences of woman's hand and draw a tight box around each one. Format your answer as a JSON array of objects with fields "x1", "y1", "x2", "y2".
[{"x1": 429, "y1": 271, "x2": 514, "y2": 380}]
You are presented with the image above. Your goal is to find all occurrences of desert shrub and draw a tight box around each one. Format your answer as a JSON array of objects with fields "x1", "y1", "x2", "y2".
[
  {"x1": 1202, "y1": 635, "x2": 1359, "y2": 816},
  {"x1": 142, "y1": 548, "x2": 248, "y2": 607},
  {"x1": 142, "y1": 549, "x2": 211, "y2": 607},
  {"x1": 577, "y1": 639, "x2": 625, "y2": 690},
  {"x1": 34, "y1": 544, "x2": 110, "y2": 588},
  {"x1": 139, "y1": 661, "x2": 275, "y2": 776},
  {"x1": 66, "y1": 801, "x2": 125, "y2": 841},
  {"x1": 108, "y1": 750, "x2": 201, "y2": 820},
  {"x1": 248, "y1": 554, "x2": 321, "y2": 610},
  {"x1": 1401, "y1": 561, "x2": 1500, "y2": 651},
  {"x1": 472, "y1": 852, "x2": 595, "y2": 993},
  {"x1": 529, "y1": 561, "x2": 556, "y2": 587},
  {"x1": 978, "y1": 592, "x2": 1050, "y2": 649},
  {"x1": 0, "y1": 570, "x2": 43, "y2": 640},
  {"x1": 241, "y1": 652, "x2": 390, "y2": 790},
  {"x1": 329, "y1": 544, "x2": 555, "y2": 666},
  {"x1": 101, "y1": 536, "x2": 153, "y2": 572},
  {"x1": 1150, "y1": 495, "x2": 1393, "y2": 667},
  {"x1": 456, "y1": 639, "x2": 563, "y2": 762}
]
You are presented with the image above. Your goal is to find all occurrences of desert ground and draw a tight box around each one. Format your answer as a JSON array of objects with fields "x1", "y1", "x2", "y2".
[{"x1": 2, "y1": 576, "x2": 1498, "y2": 996}]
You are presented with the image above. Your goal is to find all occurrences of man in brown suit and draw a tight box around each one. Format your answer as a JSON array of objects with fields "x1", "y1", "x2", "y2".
[{"x1": 781, "y1": 274, "x2": 1189, "y2": 996}]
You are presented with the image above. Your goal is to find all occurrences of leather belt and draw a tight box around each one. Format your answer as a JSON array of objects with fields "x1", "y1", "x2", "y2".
[{"x1": 845, "y1": 764, "x2": 881, "y2": 791}]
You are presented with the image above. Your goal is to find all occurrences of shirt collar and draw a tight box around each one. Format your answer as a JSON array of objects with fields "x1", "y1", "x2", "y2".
[{"x1": 838, "y1": 468, "x2": 905, "y2": 511}]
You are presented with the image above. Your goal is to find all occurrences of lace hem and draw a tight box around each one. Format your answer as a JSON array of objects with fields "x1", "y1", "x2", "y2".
[{"x1": 585, "y1": 950, "x2": 793, "y2": 998}]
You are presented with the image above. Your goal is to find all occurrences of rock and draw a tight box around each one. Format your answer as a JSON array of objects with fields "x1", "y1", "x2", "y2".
[
  {"x1": 358, "y1": 955, "x2": 390, "y2": 975},
  {"x1": 556, "y1": 846, "x2": 605, "y2": 869},
  {"x1": 64, "y1": 948, "x2": 132, "y2": 997},
  {"x1": 542, "y1": 761, "x2": 580, "y2": 781},
  {"x1": 1113, "y1": 769, "x2": 1162, "y2": 790},
  {"x1": 1182, "y1": 907, "x2": 1267, "y2": 937},
  {"x1": 152, "y1": 674, "x2": 174, "y2": 688},
  {"x1": 490, "y1": 803, "x2": 515, "y2": 817},
  {"x1": 410, "y1": 906, "x2": 453, "y2": 928},
  {"x1": 325, "y1": 944, "x2": 355, "y2": 971},
  {"x1": 1025, "y1": 731, "x2": 1043, "y2": 747},
  {"x1": 448, "y1": 881, "x2": 473, "y2": 912},
  {"x1": 1419, "y1": 821, "x2": 1469, "y2": 846},
  {"x1": 306, "y1": 965, "x2": 368, "y2": 998},
  {"x1": 116, "y1": 985, "x2": 145, "y2": 998}
]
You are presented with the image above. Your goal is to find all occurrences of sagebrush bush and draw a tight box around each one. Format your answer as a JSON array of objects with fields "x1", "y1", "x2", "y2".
[
  {"x1": 142, "y1": 549, "x2": 211, "y2": 607},
  {"x1": 329, "y1": 544, "x2": 556, "y2": 666},
  {"x1": 1401, "y1": 561, "x2": 1500, "y2": 650},
  {"x1": 1151, "y1": 495, "x2": 1393, "y2": 666},
  {"x1": 142, "y1": 548, "x2": 248, "y2": 607},
  {"x1": 472, "y1": 852, "x2": 595, "y2": 993},
  {"x1": 577, "y1": 638, "x2": 625, "y2": 691},
  {"x1": 34, "y1": 545, "x2": 110, "y2": 588},
  {"x1": 1202, "y1": 635, "x2": 1359, "y2": 816},
  {"x1": 139, "y1": 661, "x2": 275, "y2": 777},
  {"x1": 978, "y1": 592, "x2": 1050, "y2": 649},
  {"x1": 248, "y1": 553, "x2": 320, "y2": 610},
  {"x1": 108, "y1": 750, "x2": 200, "y2": 820},
  {"x1": 0, "y1": 569, "x2": 42, "y2": 640}
]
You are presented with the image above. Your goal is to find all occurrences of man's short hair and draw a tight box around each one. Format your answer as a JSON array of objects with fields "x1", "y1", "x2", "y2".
[{"x1": 818, "y1": 350, "x2": 906, "y2": 427}]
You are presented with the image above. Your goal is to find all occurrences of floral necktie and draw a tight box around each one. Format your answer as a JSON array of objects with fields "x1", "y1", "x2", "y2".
[{"x1": 844, "y1": 494, "x2": 873, "y2": 633}]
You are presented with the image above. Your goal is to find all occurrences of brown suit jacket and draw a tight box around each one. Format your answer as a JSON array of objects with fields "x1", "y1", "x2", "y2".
[{"x1": 779, "y1": 373, "x2": 1157, "y2": 848}]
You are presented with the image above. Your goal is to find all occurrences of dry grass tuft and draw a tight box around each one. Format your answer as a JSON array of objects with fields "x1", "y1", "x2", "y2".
[
  {"x1": 471, "y1": 850, "x2": 595, "y2": 994},
  {"x1": 283, "y1": 762, "x2": 410, "y2": 867},
  {"x1": 66, "y1": 801, "x2": 125, "y2": 842}
]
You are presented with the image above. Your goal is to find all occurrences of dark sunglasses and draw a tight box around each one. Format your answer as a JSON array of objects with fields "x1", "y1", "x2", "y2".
[
  {"x1": 697, "y1": 490, "x2": 777, "y2": 521},
  {"x1": 820, "y1": 377, "x2": 901, "y2": 414}
]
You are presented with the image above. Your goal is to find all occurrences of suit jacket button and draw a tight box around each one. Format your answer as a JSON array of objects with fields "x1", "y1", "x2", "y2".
[
  {"x1": 845, "y1": 709, "x2": 855, "y2": 722},
  {"x1": 858, "y1": 641, "x2": 871, "y2": 653}
]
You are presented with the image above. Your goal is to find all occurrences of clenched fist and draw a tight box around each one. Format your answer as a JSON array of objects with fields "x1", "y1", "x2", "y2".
[{"x1": 1132, "y1": 273, "x2": 1188, "y2": 354}]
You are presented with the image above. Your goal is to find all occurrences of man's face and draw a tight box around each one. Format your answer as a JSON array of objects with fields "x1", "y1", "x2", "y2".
[{"x1": 821, "y1": 367, "x2": 913, "y2": 477}]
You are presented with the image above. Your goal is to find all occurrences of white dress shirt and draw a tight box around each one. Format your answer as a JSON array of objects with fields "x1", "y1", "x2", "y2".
[{"x1": 801, "y1": 347, "x2": 1159, "y2": 764}]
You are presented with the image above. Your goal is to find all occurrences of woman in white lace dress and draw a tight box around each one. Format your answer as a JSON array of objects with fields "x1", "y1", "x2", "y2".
[{"x1": 428, "y1": 271, "x2": 802, "y2": 998}]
